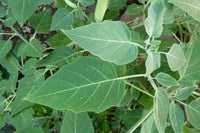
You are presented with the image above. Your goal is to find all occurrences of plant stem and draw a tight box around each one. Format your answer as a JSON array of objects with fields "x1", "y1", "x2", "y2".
[
  {"x1": 127, "y1": 108, "x2": 154, "y2": 133},
  {"x1": 125, "y1": 81, "x2": 154, "y2": 98}
]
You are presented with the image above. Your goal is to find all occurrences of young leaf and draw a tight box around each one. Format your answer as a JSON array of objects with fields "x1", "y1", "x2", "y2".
[
  {"x1": 174, "y1": 86, "x2": 196, "y2": 101},
  {"x1": 169, "y1": 0, "x2": 200, "y2": 22},
  {"x1": 62, "y1": 21, "x2": 139, "y2": 65},
  {"x1": 94, "y1": 0, "x2": 109, "y2": 22},
  {"x1": 145, "y1": 52, "x2": 161, "y2": 75},
  {"x1": 36, "y1": 46, "x2": 74, "y2": 67},
  {"x1": 25, "y1": 57, "x2": 125, "y2": 113},
  {"x1": 166, "y1": 43, "x2": 186, "y2": 72},
  {"x1": 15, "y1": 39, "x2": 43, "y2": 58},
  {"x1": 185, "y1": 98, "x2": 200, "y2": 130},
  {"x1": 169, "y1": 101, "x2": 184, "y2": 133},
  {"x1": 11, "y1": 109, "x2": 43, "y2": 133},
  {"x1": 108, "y1": 0, "x2": 126, "y2": 10},
  {"x1": 29, "y1": 10, "x2": 52, "y2": 33},
  {"x1": 61, "y1": 111, "x2": 94, "y2": 133},
  {"x1": 155, "y1": 72, "x2": 179, "y2": 87},
  {"x1": 144, "y1": 0, "x2": 165, "y2": 38},
  {"x1": 140, "y1": 114, "x2": 158, "y2": 133},
  {"x1": 154, "y1": 88, "x2": 169, "y2": 133},
  {"x1": 0, "y1": 40, "x2": 12, "y2": 57},
  {"x1": 179, "y1": 36, "x2": 200, "y2": 85},
  {"x1": 8, "y1": 0, "x2": 39, "y2": 26},
  {"x1": 50, "y1": 8, "x2": 74, "y2": 31}
]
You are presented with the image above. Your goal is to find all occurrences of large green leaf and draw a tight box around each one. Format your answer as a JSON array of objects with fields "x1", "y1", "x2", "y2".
[
  {"x1": 169, "y1": 101, "x2": 184, "y2": 133},
  {"x1": 154, "y1": 88, "x2": 169, "y2": 133},
  {"x1": 144, "y1": 0, "x2": 165, "y2": 38},
  {"x1": 8, "y1": 0, "x2": 39, "y2": 25},
  {"x1": 145, "y1": 52, "x2": 161, "y2": 74},
  {"x1": 50, "y1": 8, "x2": 74, "y2": 31},
  {"x1": 25, "y1": 57, "x2": 125, "y2": 113},
  {"x1": 185, "y1": 98, "x2": 200, "y2": 130},
  {"x1": 62, "y1": 21, "x2": 139, "y2": 65},
  {"x1": 155, "y1": 72, "x2": 179, "y2": 87},
  {"x1": 60, "y1": 111, "x2": 94, "y2": 133},
  {"x1": 166, "y1": 43, "x2": 186, "y2": 72},
  {"x1": 179, "y1": 36, "x2": 200, "y2": 85},
  {"x1": 169, "y1": 0, "x2": 200, "y2": 22}
]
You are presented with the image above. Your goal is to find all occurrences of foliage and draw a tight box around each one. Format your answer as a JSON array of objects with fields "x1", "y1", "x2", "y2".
[{"x1": 0, "y1": 0, "x2": 200, "y2": 132}]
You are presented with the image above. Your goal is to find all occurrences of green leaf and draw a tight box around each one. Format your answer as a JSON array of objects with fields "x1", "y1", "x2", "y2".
[
  {"x1": 50, "y1": 8, "x2": 74, "y2": 31},
  {"x1": 108, "y1": 0, "x2": 126, "y2": 10},
  {"x1": 36, "y1": 46, "x2": 74, "y2": 67},
  {"x1": 60, "y1": 111, "x2": 94, "y2": 133},
  {"x1": 25, "y1": 57, "x2": 125, "y2": 113},
  {"x1": 174, "y1": 86, "x2": 196, "y2": 101},
  {"x1": 8, "y1": 0, "x2": 39, "y2": 26},
  {"x1": 62, "y1": 21, "x2": 139, "y2": 65},
  {"x1": 29, "y1": 10, "x2": 52, "y2": 33},
  {"x1": 0, "y1": 40, "x2": 12, "y2": 57},
  {"x1": 155, "y1": 72, "x2": 179, "y2": 87},
  {"x1": 47, "y1": 31, "x2": 71, "y2": 47},
  {"x1": 164, "y1": 2, "x2": 174, "y2": 24},
  {"x1": 179, "y1": 36, "x2": 200, "y2": 85},
  {"x1": 140, "y1": 114, "x2": 158, "y2": 133},
  {"x1": 166, "y1": 43, "x2": 186, "y2": 71},
  {"x1": 145, "y1": 52, "x2": 161, "y2": 74},
  {"x1": 12, "y1": 109, "x2": 44, "y2": 133},
  {"x1": 144, "y1": 0, "x2": 165, "y2": 38},
  {"x1": 185, "y1": 98, "x2": 200, "y2": 130},
  {"x1": 125, "y1": 4, "x2": 143, "y2": 15},
  {"x1": 169, "y1": 0, "x2": 200, "y2": 22},
  {"x1": 154, "y1": 88, "x2": 169, "y2": 133},
  {"x1": 11, "y1": 70, "x2": 45, "y2": 115},
  {"x1": 15, "y1": 39, "x2": 43, "y2": 58},
  {"x1": 79, "y1": 0, "x2": 94, "y2": 6},
  {"x1": 95, "y1": 0, "x2": 109, "y2": 22},
  {"x1": 169, "y1": 101, "x2": 184, "y2": 133}
]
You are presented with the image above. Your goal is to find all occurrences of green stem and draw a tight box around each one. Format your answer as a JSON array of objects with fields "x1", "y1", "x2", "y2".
[{"x1": 125, "y1": 81, "x2": 154, "y2": 98}]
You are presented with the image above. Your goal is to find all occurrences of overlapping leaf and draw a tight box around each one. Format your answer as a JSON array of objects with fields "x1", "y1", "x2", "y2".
[{"x1": 25, "y1": 57, "x2": 125, "y2": 113}]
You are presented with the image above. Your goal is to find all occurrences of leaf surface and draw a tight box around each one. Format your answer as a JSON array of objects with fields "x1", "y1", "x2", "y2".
[
  {"x1": 25, "y1": 57, "x2": 125, "y2": 113},
  {"x1": 62, "y1": 21, "x2": 139, "y2": 65},
  {"x1": 60, "y1": 111, "x2": 94, "y2": 133},
  {"x1": 169, "y1": 0, "x2": 200, "y2": 21}
]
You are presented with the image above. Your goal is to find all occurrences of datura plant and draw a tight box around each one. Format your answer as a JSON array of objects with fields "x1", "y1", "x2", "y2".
[{"x1": 0, "y1": 0, "x2": 200, "y2": 133}]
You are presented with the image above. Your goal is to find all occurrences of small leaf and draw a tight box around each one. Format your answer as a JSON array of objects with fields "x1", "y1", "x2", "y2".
[
  {"x1": 8, "y1": 0, "x2": 39, "y2": 25},
  {"x1": 145, "y1": 52, "x2": 161, "y2": 74},
  {"x1": 108, "y1": 0, "x2": 126, "y2": 10},
  {"x1": 169, "y1": 101, "x2": 184, "y2": 133},
  {"x1": 50, "y1": 8, "x2": 74, "y2": 31},
  {"x1": 185, "y1": 98, "x2": 200, "y2": 130},
  {"x1": 166, "y1": 43, "x2": 186, "y2": 71},
  {"x1": 62, "y1": 21, "x2": 139, "y2": 65},
  {"x1": 61, "y1": 111, "x2": 94, "y2": 133},
  {"x1": 36, "y1": 46, "x2": 74, "y2": 67},
  {"x1": 29, "y1": 10, "x2": 52, "y2": 33},
  {"x1": 0, "y1": 40, "x2": 12, "y2": 57},
  {"x1": 144, "y1": 0, "x2": 165, "y2": 38},
  {"x1": 125, "y1": 4, "x2": 143, "y2": 15},
  {"x1": 94, "y1": 0, "x2": 109, "y2": 22},
  {"x1": 155, "y1": 72, "x2": 179, "y2": 87},
  {"x1": 154, "y1": 88, "x2": 169, "y2": 133},
  {"x1": 140, "y1": 114, "x2": 158, "y2": 133},
  {"x1": 25, "y1": 57, "x2": 125, "y2": 113},
  {"x1": 174, "y1": 86, "x2": 196, "y2": 101},
  {"x1": 169, "y1": 0, "x2": 200, "y2": 22}
]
